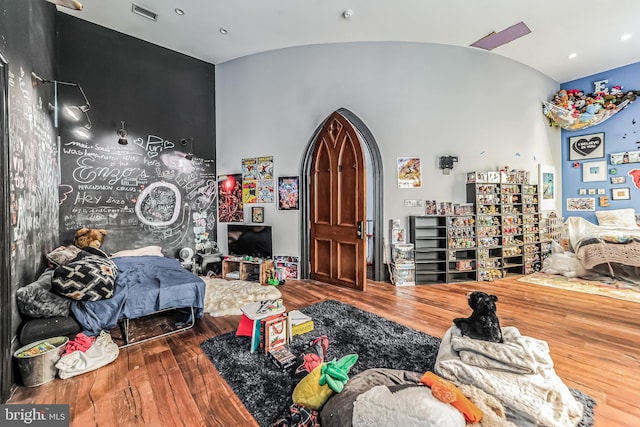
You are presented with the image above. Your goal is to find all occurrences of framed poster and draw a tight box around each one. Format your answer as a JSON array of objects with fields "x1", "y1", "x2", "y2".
[
  {"x1": 397, "y1": 157, "x2": 422, "y2": 188},
  {"x1": 611, "y1": 187, "x2": 630, "y2": 200},
  {"x1": 538, "y1": 164, "x2": 556, "y2": 211},
  {"x1": 277, "y1": 176, "x2": 299, "y2": 210},
  {"x1": 582, "y1": 160, "x2": 607, "y2": 182},
  {"x1": 217, "y1": 174, "x2": 243, "y2": 222},
  {"x1": 567, "y1": 198, "x2": 596, "y2": 211},
  {"x1": 251, "y1": 206, "x2": 264, "y2": 223},
  {"x1": 569, "y1": 133, "x2": 605, "y2": 160}
]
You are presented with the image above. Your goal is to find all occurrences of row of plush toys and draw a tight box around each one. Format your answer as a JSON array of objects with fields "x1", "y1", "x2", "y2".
[{"x1": 548, "y1": 85, "x2": 639, "y2": 124}]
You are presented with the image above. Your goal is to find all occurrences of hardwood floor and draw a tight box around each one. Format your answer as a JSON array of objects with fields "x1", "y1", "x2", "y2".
[{"x1": 8, "y1": 277, "x2": 640, "y2": 427}]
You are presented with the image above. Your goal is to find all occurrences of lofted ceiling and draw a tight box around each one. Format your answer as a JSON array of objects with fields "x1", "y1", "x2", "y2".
[{"x1": 57, "y1": 0, "x2": 640, "y2": 83}]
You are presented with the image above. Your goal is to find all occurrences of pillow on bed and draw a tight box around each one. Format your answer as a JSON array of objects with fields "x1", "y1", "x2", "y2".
[
  {"x1": 595, "y1": 208, "x2": 638, "y2": 228},
  {"x1": 110, "y1": 246, "x2": 163, "y2": 258},
  {"x1": 52, "y1": 255, "x2": 118, "y2": 301}
]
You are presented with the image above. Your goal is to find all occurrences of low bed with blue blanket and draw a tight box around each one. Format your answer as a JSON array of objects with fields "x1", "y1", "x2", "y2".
[
  {"x1": 71, "y1": 256, "x2": 206, "y2": 338},
  {"x1": 16, "y1": 247, "x2": 206, "y2": 347}
]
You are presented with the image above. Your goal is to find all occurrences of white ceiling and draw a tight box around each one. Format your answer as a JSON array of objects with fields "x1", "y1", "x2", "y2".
[{"x1": 58, "y1": 0, "x2": 640, "y2": 83}]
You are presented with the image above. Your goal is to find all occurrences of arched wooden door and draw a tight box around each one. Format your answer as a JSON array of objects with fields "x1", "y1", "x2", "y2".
[{"x1": 310, "y1": 112, "x2": 366, "y2": 291}]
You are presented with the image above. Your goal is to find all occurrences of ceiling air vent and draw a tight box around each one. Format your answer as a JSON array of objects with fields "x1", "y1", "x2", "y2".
[{"x1": 132, "y1": 3, "x2": 158, "y2": 21}]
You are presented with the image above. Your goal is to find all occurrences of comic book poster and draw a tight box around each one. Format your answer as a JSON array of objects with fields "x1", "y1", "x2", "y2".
[
  {"x1": 242, "y1": 180, "x2": 258, "y2": 204},
  {"x1": 278, "y1": 176, "x2": 299, "y2": 210},
  {"x1": 217, "y1": 174, "x2": 243, "y2": 222},
  {"x1": 397, "y1": 157, "x2": 422, "y2": 188},
  {"x1": 257, "y1": 156, "x2": 274, "y2": 180},
  {"x1": 242, "y1": 158, "x2": 258, "y2": 181},
  {"x1": 257, "y1": 180, "x2": 275, "y2": 203}
]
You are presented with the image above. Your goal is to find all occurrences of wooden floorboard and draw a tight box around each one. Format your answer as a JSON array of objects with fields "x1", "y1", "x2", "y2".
[{"x1": 7, "y1": 276, "x2": 640, "y2": 427}]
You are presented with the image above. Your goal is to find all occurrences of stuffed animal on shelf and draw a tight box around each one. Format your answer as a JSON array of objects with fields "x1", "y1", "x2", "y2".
[
  {"x1": 74, "y1": 227, "x2": 107, "y2": 249},
  {"x1": 453, "y1": 291, "x2": 503, "y2": 343}
]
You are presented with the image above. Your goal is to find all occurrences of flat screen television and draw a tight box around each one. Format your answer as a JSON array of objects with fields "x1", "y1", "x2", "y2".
[{"x1": 227, "y1": 225, "x2": 273, "y2": 259}]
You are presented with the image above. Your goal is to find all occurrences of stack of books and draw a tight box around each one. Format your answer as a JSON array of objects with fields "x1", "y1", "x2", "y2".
[{"x1": 287, "y1": 310, "x2": 314, "y2": 337}]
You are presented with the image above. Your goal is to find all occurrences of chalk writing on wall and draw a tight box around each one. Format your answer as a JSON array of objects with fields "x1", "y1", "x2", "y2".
[
  {"x1": 8, "y1": 66, "x2": 58, "y2": 280},
  {"x1": 59, "y1": 134, "x2": 216, "y2": 254}
]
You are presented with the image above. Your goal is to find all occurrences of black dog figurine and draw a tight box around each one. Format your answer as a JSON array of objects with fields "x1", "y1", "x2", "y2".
[{"x1": 453, "y1": 291, "x2": 504, "y2": 343}]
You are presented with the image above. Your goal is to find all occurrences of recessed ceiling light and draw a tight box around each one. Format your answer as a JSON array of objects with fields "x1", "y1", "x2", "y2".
[
  {"x1": 568, "y1": 52, "x2": 577, "y2": 59},
  {"x1": 219, "y1": 28, "x2": 229, "y2": 35},
  {"x1": 621, "y1": 33, "x2": 632, "y2": 41},
  {"x1": 174, "y1": 8, "x2": 184, "y2": 16}
]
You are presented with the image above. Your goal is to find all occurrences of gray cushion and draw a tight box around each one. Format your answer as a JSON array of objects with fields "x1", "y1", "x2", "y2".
[
  {"x1": 19, "y1": 316, "x2": 82, "y2": 346},
  {"x1": 320, "y1": 368, "x2": 422, "y2": 427},
  {"x1": 16, "y1": 270, "x2": 72, "y2": 318}
]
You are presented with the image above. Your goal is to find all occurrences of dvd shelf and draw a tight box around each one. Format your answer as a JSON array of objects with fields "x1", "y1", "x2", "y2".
[
  {"x1": 466, "y1": 172, "x2": 545, "y2": 280},
  {"x1": 408, "y1": 215, "x2": 477, "y2": 284}
]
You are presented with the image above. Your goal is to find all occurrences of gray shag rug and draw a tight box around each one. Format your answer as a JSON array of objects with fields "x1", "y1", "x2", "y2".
[{"x1": 201, "y1": 299, "x2": 595, "y2": 427}]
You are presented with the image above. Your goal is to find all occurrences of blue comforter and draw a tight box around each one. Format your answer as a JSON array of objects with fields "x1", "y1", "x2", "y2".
[{"x1": 71, "y1": 256, "x2": 205, "y2": 335}]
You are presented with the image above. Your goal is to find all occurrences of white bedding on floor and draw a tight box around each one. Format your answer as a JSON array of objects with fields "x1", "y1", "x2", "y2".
[
  {"x1": 435, "y1": 326, "x2": 583, "y2": 427},
  {"x1": 203, "y1": 278, "x2": 281, "y2": 317}
]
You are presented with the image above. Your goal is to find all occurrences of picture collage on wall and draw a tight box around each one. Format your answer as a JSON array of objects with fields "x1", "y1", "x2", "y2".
[
  {"x1": 569, "y1": 128, "x2": 638, "y2": 207},
  {"x1": 242, "y1": 156, "x2": 275, "y2": 204}
]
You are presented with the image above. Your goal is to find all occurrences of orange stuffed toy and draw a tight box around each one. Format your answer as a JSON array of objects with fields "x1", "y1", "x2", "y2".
[{"x1": 421, "y1": 371, "x2": 483, "y2": 423}]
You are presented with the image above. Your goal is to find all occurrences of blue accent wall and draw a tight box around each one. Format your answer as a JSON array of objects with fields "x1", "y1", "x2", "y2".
[{"x1": 560, "y1": 62, "x2": 640, "y2": 223}]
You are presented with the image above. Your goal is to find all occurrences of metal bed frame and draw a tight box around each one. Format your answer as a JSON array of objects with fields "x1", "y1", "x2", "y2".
[{"x1": 118, "y1": 306, "x2": 195, "y2": 348}]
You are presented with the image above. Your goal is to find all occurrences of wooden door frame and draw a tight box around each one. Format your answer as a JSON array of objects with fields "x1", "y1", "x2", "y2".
[
  {"x1": 0, "y1": 52, "x2": 12, "y2": 403},
  {"x1": 299, "y1": 108, "x2": 384, "y2": 282}
]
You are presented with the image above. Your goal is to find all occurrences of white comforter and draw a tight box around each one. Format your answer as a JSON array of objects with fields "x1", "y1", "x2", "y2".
[{"x1": 435, "y1": 326, "x2": 583, "y2": 427}]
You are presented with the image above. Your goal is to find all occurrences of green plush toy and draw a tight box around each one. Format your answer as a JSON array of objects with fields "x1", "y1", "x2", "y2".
[{"x1": 292, "y1": 354, "x2": 358, "y2": 410}]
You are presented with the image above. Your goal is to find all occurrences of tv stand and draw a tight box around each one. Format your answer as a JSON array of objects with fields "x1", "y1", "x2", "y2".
[{"x1": 222, "y1": 257, "x2": 274, "y2": 285}]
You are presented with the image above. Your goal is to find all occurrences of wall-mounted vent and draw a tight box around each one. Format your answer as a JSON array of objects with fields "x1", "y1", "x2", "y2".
[{"x1": 132, "y1": 3, "x2": 158, "y2": 21}]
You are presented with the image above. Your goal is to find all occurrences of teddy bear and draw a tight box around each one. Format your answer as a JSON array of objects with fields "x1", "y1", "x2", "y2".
[
  {"x1": 74, "y1": 227, "x2": 107, "y2": 249},
  {"x1": 453, "y1": 291, "x2": 503, "y2": 343}
]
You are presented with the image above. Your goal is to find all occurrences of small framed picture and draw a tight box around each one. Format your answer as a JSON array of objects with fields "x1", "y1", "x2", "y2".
[
  {"x1": 251, "y1": 206, "x2": 264, "y2": 223},
  {"x1": 578, "y1": 188, "x2": 587, "y2": 195},
  {"x1": 611, "y1": 187, "x2": 630, "y2": 200},
  {"x1": 391, "y1": 228, "x2": 406, "y2": 244},
  {"x1": 567, "y1": 198, "x2": 596, "y2": 211},
  {"x1": 597, "y1": 188, "x2": 605, "y2": 195},
  {"x1": 599, "y1": 196, "x2": 609, "y2": 207},
  {"x1": 587, "y1": 188, "x2": 596, "y2": 195},
  {"x1": 583, "y1": 161, "x2": 607, "y2": 182},
  {"x1": 610, "y1": 176, "x2": 626, "y2": 184}
]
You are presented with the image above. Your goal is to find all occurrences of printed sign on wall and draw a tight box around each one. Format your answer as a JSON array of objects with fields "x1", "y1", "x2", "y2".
[{"x1": 569, "y1": 132, "x2": 605, "y2": 160}]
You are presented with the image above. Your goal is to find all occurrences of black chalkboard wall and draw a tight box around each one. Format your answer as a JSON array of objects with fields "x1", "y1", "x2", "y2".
[
  {"x1": 56, "y1": 15, "x2": 216, "y2": 256},
  {"x1": 0, "y1": 0, "x2": 59, "y2": 398}
]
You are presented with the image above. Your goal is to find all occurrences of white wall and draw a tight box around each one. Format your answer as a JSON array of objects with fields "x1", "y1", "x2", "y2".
[{"x1": 215, "y1": 41, "x2": 561, "y2": 258}]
